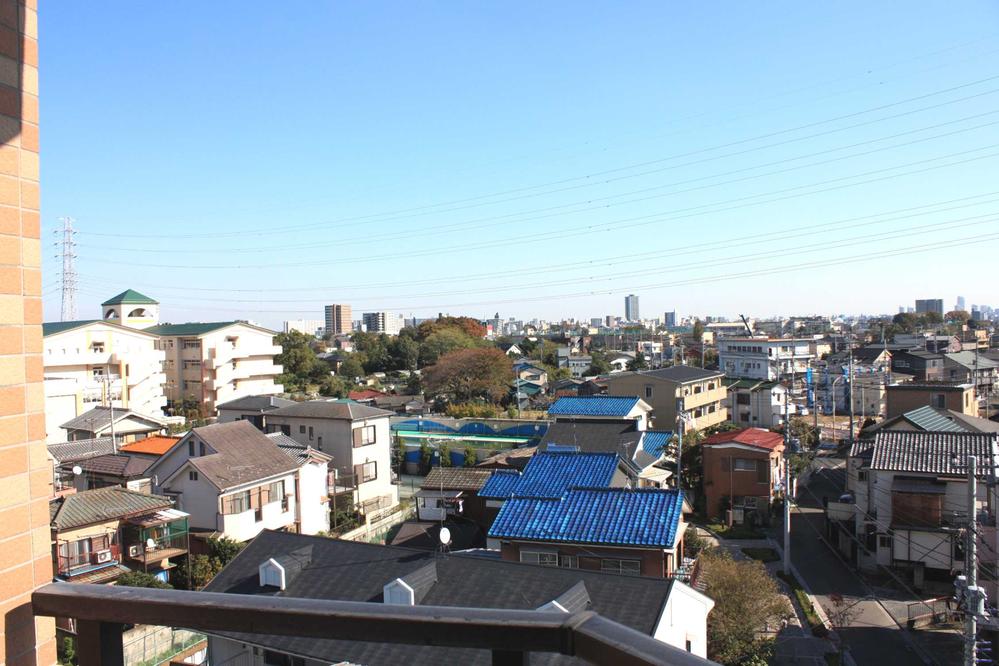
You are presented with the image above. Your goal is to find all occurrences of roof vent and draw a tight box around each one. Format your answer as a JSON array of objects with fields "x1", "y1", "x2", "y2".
[{"x1": 259, "y1": 558, "x2": 286, "y2": 590}]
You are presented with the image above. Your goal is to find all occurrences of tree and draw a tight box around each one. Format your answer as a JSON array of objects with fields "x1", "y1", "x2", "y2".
[
  {"x1": 208, "y1": 536, "x2": 243, "y2": 566},
  {"x1": 922, "y1": 311, "x2": 943, "y2": 326},
  {"x1": 337, "y1": 354, "x2": 366, "y2": 381},
  {"x1": 388, "y1": 335, "x2": 420, "y2": 371},
  {"x1": 699, "y1": 549, "x2": 789, "y2": 664},
  {"x1": 417, "y1": 316, "x2": 487, "y2": 340},
  {"x1": 116, "y1": 570, "x2": 172, "y2": 589},
  {"x1": 946, "y1": 309, "x2": 971, "y2": 324},
  {"x1": 419, "y1": 328, "x2": 478, "y2": 367},
  {"x1": 318, "y1": 375, "x2": 350, "y2": 398},
  {"x1": 423, "y1": 347, "x2": 513, "y2": 404},
  {"x1": 586, "y1": 350, "x2": 611, "y2": 376},
  {"x1": 692, "y1": 318, "x2": 705, "y2": 340},
  {"x1": 892, "y1": 311, "x2": 919, "y2": 332},
  {"x1": 627, "y1": 353, "x2": 648, "y2": 371}
]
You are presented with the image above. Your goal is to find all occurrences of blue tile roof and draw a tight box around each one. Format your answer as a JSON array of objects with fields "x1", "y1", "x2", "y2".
[
  {"x1": 641, "y1": 431, "x2": 674, "y2": 458},
  {"x1": 479, "y1": 469, "x2": 521, "y2": 499},
  {"x1": 478, "y1": 451, "x2": 619, "y2": 500},
  {"x1": 548, "y1": 396, "x2": 641, "y2": 417},
  {"x1": 489, "y1": 488, "x2": 685, "y2": 549}
]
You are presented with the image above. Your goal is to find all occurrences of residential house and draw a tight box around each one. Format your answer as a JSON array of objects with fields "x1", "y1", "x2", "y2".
[
  {"x1": 490, "y1": 486, "x2": 688, "y2": 579},
  {"x1": 371, "y1": 393, "x2": 427, "y2": 415},
  {"x1": 264, "y1": 400, "x2": 399, "y2": 517},
  {"x1": 840, "y1": 431, "x2": 998, "y2": 582},
  {"x1": 599, "y1": 366, "x2": 727, "y2": 431},
  {"x1": 58, "y1": 405, "x2": 168, "y2": 444},
  {"x1": 886, "y1": 382, "x2": 976, "y2": 418},
  {"x1": 717, "y1": 337, "x2": 813, "y2": 381},
  {"x1": 42, "y1": 317, "x2": 167, "y2": 443},
  {"x1": 943, "y1": 351, "x2": 998, "y2": 395},
  {"x1": 497, "y1": 342, "x2": 523, "y2": 356},
  {"x1": 216, "y1": 394, "x2": 296, "y2": 430},
  {"x1": 265, "y1": 433, "x2": 335, "y2": 536},
  {"x1": 538, "y1": 421, "x2": 675, "y2": 487},
  {"x1": 50, "y1": 487, "x2": 188, "y2": 585},
  {"x1": 700, "y1": 428, "x2": 785, "y2": 524},
  {"x1": 47, "y1": 437, "x2": 116, "y2": 493},
  {"x1": 118, "y1": 435, "x2": 182, "y2": 456},
  {"x1": 66, "y1": 451, "x2": 159, "y2": 492},
  {"x1": 566, "y1": 354, "x2": 593, "y2": 378},
  {"x1": 415, "y1": 467, "x2": 495, "y2": 526},
  {"x1": 724, "y1": 378, "x2": 791, "y2": 429},
  {"x1": 891, "y1": 350, "x2": 944, "y2": 381},
  {"x1": 547, "y1": 395, "x2": 652, "y2": 431},
  {"x1": 203, "y1": 530, "x2": 714, "y2": 663},
  {"x1": 606, "y1": 350, "x2": 636, "y2": 372},
  {"x1": 925, "y1": 335, "x2": 961, "y2": 354},
  {"x1": 145, "y1": 421, "x2": 325, "y2": 542}
]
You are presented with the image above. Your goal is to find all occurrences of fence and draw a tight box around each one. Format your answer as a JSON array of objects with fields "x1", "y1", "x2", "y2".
[{"x1": 121, "y1": 625, "x2": 206, "y2": 666}]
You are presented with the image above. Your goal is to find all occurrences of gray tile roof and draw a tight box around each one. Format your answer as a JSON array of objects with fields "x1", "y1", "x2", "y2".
[
  {"x1": 47, "y1": 437, "x2": 115, "y2": 464},
  {"x1": 944, "y1": 351, "x2": 999, "y2": 371},
  {"x1": 50, "y1": 487, "x2": 173, "y2": 531},
  {"x1": 421, "y1": 467, "x2": 495, "y2": 492},
  {"x1": 185, "y1": 421, "x2": 300, "y2": 490},
  {"x1": 265, "y1": 432, "x2": 331, "y2": 466},
  {"x1": 74, "y1": 453, "x2": 158, "y2": 478},
  {"x1": 59, "y1": 406, "x2": 167, "y2": 433},
  {"x1": 268, "y1": 399, "x2": 393, "y2": 421},
  {"x1": 870, "y1": 431, "x2": 997, "y2": 477},
  {"x1": 204, "y1": 530, "x2": 677, "y2": 666},
  {"x1": 216, "y1": 395, "x2": 296, "y2": 413},
  {"x1": 633, "y1": 366, "x2": 723, "y2": 383}
]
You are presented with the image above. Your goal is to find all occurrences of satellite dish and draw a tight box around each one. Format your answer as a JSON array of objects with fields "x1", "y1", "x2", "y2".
[
  {"x1": 72, "y1": 466, "x2": 83, "y2": 476},
  {"x1": 439, "y1": 527, "x2": 451, "y2": 546},
  {"x1": 146, "y1": 538, "x2": 156, "y2": 549}
]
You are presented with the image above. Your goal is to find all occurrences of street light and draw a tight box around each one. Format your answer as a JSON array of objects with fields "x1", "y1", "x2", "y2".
[{"x1": 830, "y1": 375, "x2": 845, "y2": 443}]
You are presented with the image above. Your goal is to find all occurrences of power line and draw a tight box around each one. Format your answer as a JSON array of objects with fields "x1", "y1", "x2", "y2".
[
  {"x1": 55, "y1": 217, "x2": 78, "y2": 321},
  {"x1": 73, "y1": 73, "x2": 999, "y2": 240}
]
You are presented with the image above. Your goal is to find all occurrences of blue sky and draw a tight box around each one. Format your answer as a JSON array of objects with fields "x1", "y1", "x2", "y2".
[{"x1": 39, "y1": 2, "x2": 999, "y2": 328}]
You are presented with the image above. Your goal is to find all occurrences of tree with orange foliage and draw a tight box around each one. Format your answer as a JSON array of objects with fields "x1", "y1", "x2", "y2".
[{"x1": 422, "y1": 347, "x2": 512, "y2": 404}]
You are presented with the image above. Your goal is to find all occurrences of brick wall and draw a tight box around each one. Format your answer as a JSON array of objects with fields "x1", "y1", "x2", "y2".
[{"x1": 0, "y1": 1, "x2": 55, "y2": 664}]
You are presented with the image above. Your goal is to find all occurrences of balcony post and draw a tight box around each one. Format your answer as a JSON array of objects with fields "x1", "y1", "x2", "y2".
[
  {"x1": 76, "y1": 619, "x2": 124, "y2": 666},
  {"x1": 492, "y1": 649, "x2": 528, "y2": 665}
]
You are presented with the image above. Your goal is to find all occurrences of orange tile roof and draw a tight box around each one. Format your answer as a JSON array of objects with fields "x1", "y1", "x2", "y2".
[
  {"x1": 701, "y1": 427, "x2": 785, "y2": 451},
  {"x1": 118, "y1": 436, "x2": 181, "y2": 456}
]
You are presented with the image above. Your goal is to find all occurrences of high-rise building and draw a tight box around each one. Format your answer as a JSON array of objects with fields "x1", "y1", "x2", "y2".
[
  {"x1": 363, "y1": 311, "x2": 404, "y2": 335},
  {"x1": 0, "y1": 3, "x2": 56, "y2": 662},
  {"x1": 956, "y1": 296, "x2": 966, "y2": 311},
  {"x1": 284, "y1": 319, "x2": 324, "y2": 336},
  {"x1": 915, "y1": 299, "x2": 944, "y2": 316},
  {"x1": 625, "y1": 294, "x2": 640, "y2": 322},
  {"x1": 664, "y1": 311, "x2": 676, "y2": 328},
  {"x1": 324, "y1": 303, "x2": 352, "y2": 336}
]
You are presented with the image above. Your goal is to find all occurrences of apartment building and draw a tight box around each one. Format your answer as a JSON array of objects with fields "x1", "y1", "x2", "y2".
[
  {"x1": 724, "y1": 379, "x2": 791, "y2": 429},
  {"x1": 885, "y1": 382, "x2": 976, "y2": 418},
  {"x1": 148, "y1": 320, "x2": 283, "y2": 414},
  {"x1": 701, "y1": 428, "x2": 785, "y2": 524},
  {"x1": 600, "y1": 366, "x2": 728, "y2": 431},
  {"x1": 362, "y1": 311, "x2": 404, "y2": 335},
  {"x1": 717, "y1": 337, "x2": 813, "y2": 381},
  {"x1": 324, "y1": 303, "x2": 352, "y2": 336},
  {"x1": 282, "y1": 319, "x2": 323, "y2": 336},
  {"x1": 42, "y1": 319, "x2": 167, "y2": 442}
]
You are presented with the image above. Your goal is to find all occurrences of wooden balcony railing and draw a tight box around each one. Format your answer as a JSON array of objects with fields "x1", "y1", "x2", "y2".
[{"x1": 32, "y1": 583, "x2": 714, "y2": 666}]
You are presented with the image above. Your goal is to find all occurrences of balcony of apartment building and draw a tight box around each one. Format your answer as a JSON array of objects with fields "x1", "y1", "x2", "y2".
[
  {"x1": 31, "y1": 583, "x2": 707, "y2": 666},
  {"x1": 121, "y1": 510, "x2": 190, "y2": 572},
  {"x1": 206, "y1": 340, "x2": 282, "y2": 369},
  {"x1": 55, "y1": 535, "x2": 124, "y2": 584},
  {"x1": 178, "y1": 338, "x2": 204, "y2": 361}
]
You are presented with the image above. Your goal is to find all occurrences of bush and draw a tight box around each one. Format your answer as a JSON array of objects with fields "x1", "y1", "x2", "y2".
[
  {"x1": 445, "y1": 402, "x2": 499, "y2": 418},
  {"x1": 116, "y1": 570, "x2": 172, "y2": 589},
  {"x1": 439, "y1": 442, "x2": 452, "y2": 467},
  {"x1": 207, "y1": 537, "x2": 243, "y2": 566},
  {"x1": 742, "y1": 547, "x2": 780, "y2": 563}
]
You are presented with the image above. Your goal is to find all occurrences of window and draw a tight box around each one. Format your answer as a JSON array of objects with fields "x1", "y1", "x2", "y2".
[
  {"x1": 756, "y1": 459, "x2": 768, "y2": 483},
  {"x1": 934, "y1": 393, "x2": 946, "y2": 408},
  {"x1": 91, "y1": 342, "x2": 105, "y2": 353},
  {"x1": 222, "y1": 490, "x2": 252, "y2": 515},
  {"x1": 352, "y1": 425, "x2": 377, "y2": 447},
  {"x1": 743, "y1": 496, "x2": 759, "y2": 509},
  {"x1": 188, "y1": 441, "x2": 195, "y2": 456},
  {"x1": 263, "y1": 650, "x2": 305, "y2": 666},
  {"x1": 559, "y1": 554, "x2": 578, "y2": 569},
  {"x1": 299, "y1": 425, "x2": 306, "y2": 434},
  {"x1": 707, "y1": 382, "x2": 715, "y2": 390},
  {"x1": 538, "y1": 553, "x2": 558, "y2": 567},
  {"x1": 269, "y1": 480, "x2": 288, "y2": 511},
  {"x1": 199, "y1": 442, "x2": 206, "y2": 456},
  {"x1": 878, "y1": 535, "x2": 891, "y2": 549},
  {"x1": 858, "y1": 470, "x2": 868, "y2": 482},
  {"x1": 354, "y1": 461, "x2": 377, "y2": 484},
  {"x1": 308, "y1": 426, "x2": 314, "y2": 441},
  {"x1": 600, "y1": 558, "x2": 641, "y2": 575},
  {"x1": 736, "y1": 393, "x2": 750, "y2": 405},
  {"x1": 739, "y1": 413, "x2": 749, "y2": 422},
  {"x1": 685, "y1": 640, "x2": 692, "y2": 653},
  {"x1": 182, "y1": 339, "x2": 201, "y2": 349},
  {"x1": 693, "y1": 385, "x2": 702, "y2": 394},
  {"x1": 733, "y1": 458, "x2": 756, "y2": 472},
  {"x1": 645, "y1": 385, "x2": 654, "y2": 399},
  {"x1": 92, "y1": 367, "x2": 104, "y2": 379},
  {"x1": 188, "y1": 471, "x2": 198, "y2": 481}
]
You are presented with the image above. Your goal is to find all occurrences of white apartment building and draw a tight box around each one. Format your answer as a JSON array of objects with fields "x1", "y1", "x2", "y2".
[
  {"x1": 718, "y1": 337, "x2": 813, "y2": 381},
  {"x1": 146, "y1": 420, "x2": 332, "y2": 541},
  {"x1": 147, "y1": 321, "x2": 283, "y2": 415},
  {"x1": 283, "y1": 319, "x2": 323, "y2": 337},
  {"x1": 362, "y1": 311, "x2": 404, "y2": 335},
  {"x1": 42, "y1": 318, "x2": 166, "y2": 443},
  {"x1": 264, "y1": 400, "x2": 399, "y2": 516}
]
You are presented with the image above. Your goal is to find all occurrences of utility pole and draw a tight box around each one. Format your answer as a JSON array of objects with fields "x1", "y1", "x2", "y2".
[
  {"x1": 959, "y1": 455, "x2": 982, "y2": 666},
  {"x1": 848, "y1": 335, "x2": 855, "y2": 447},
  {"x1": 55, "y1": 216, "x2": 77, "y2": 321}
]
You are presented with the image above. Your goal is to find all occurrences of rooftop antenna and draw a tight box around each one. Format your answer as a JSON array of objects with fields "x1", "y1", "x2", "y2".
[{"x1": 55, "y1": 216, "x2": 78, "y2": 321}]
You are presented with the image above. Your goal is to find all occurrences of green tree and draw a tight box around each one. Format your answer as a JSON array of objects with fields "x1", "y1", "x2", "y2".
[
  {"x1": 627, "y1": 353, "x2": 648, "y2": 371},
  {"x1": 337, "y1": 354, "x2": 366, "y2": 381},
  {"x1": 208, "y1": 537, "x2": 243, "y2": 566},
  {"x1": 892, "y1": 311, "x2": 919, "y2": 332},
  {"x1": 389, "y1": 335, "x2": 420, "y2": 371},
  {"x1": 439, "y1": 442, "x2": 452, "y2": 467},
  {"x1": 586, "y1": 350, "x2": 611, "y2": 376},
  {"x1": 699, "y1": 549, "x2": 789, "y2": 664},
  {"x1": 692, "y1": 318, "x2": 705, "y2": 340},
  {"x1": 319, "y1": 375, "x2": 350, "y2": 398},
  {"x1": 419, "y1": 328, "x2": 478, "y2": 367},
  {"x1": 417, "y1": 316, "x2": 487, "y2": 340},
  {"x1": 423, "y1": 347, "x2": 513, "y2": 404},
  {"x1": 116, "y1": 570, "x2": 172, "y2": 589}
]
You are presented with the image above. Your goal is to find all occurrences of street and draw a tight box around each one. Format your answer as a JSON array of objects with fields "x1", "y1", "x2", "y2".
[{"x1": 787, "y1": 456, "x2": 938, "y2": 665}]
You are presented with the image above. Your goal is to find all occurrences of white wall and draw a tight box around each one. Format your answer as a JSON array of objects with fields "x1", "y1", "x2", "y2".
[
  {"x1": 653, "y1": 580, "x2": 714, "y2": 659},
  {"x1": 220, "y1": 473, "x2": 298, "y2": 542},
  {"x1": 297, "y1": 461, "x2": 331, "y2": 535}
]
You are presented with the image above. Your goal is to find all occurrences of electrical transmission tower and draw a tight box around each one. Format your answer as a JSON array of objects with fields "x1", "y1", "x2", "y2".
[{"x1": 55, "y1": 216, "x2": 77, "y2": 321}]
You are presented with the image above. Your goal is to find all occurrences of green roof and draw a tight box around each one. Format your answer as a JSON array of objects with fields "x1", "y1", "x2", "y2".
[
  {"x1": 145, "y1": 321, "x2": 239, "y2": 336},
  {"x1": 903, "y1": 405, "x2": 969, "y2": 433},
  {"x1": 101, "y1": 289, "x2": 158, "y2": 306},
  {"x1": 42, "y1": 320, "x2": 100, "y2": 337}
]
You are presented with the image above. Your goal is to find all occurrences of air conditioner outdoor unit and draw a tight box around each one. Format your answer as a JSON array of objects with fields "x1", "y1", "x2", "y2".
[
  {"x1": 93, "y1": 550, "x2": 113, "y2": 564},
  {"x1": 128, "y1": 544, "x2": 142, "y2": 558}
]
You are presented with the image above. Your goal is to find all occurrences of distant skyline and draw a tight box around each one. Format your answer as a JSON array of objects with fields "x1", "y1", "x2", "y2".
[{"x1": 39, "y1": 3, "x2": 999, "y2": 328}]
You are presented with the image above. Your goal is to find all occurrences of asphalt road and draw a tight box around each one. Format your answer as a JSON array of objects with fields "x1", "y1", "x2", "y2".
[{"x1": 788, "y1": 457, "x2": 931, "y2": 665}]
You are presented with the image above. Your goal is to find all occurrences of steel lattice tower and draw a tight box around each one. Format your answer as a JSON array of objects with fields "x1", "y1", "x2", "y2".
[{"x1": 56, "y1": 216, "x2": 77, "y2": 321}]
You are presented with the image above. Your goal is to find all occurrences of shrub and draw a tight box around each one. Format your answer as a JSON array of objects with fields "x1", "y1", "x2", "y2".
[{"x1": 116, "y1": 570, "x2": 172, "y2": 589}]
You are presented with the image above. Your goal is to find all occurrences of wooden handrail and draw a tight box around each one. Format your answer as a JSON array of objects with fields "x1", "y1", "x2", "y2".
[{"x1": 32, "y1": 583, "x2": 714, "y2": 666}]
